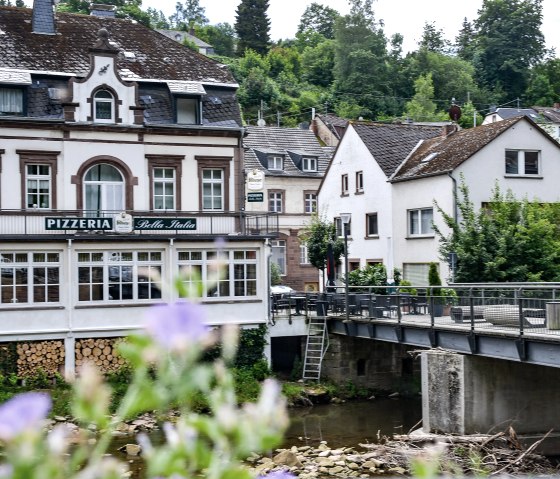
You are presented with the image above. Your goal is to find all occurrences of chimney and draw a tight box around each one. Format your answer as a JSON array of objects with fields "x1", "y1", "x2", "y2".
[
  {"x1": 90, "y1": 4, "x2": 116, "y2": 17},
  {"x1": 442, "y1": 124, "x2": 457, "y2": 137},
  {"x1": 32, "y1": 0, "x2": 56, "y2": 35}
]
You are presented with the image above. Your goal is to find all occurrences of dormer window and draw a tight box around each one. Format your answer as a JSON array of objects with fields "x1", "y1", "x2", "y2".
[
  {"x1": 302, "y1": 157, "x2": 317, "y2": 172},
  {"x1": 176, "y1": 96, "x2": 201, "y2": 124},
  {"x1": 94, "y1": 89, "x2": 114, "y2": 123},
  {"x1": 268, "y1": 156, "x2": 283, "y2": 170},
  {"x1": 0, "y1": 86, "x2": 24, "y2": 116}
]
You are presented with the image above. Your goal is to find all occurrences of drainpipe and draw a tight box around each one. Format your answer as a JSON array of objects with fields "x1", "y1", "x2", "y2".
[
  {"x1": 447, "y1": 171, "x2": 458, "y2": 223},
  {"x1": 65, "y1": 238, "x2": 75, "y2": 379}
]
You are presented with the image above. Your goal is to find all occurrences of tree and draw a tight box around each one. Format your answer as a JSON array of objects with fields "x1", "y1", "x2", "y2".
[
  {"x1": 146, "y1": 7, "x2": 170, "y2": 29},
  {"x1": 235, "y1": 0, "x2": 271, "y2": 56},
  {"x1": 169, "y1": 0, "x2": 208, "y2": 30},
  {"x1": 473, "y1": 0, "x2": 546, "y2": 101},
  {"x1": 418, "y1": 21, "x2": 449, "y2": 54},
  {"x1": 435, "y1": 181, "x2": 560, "y2": 283},
  {"x1": 301, "y1": 39, "x2": 336, "y2": 87},
  {"x1": 299, "y1": 215, "x2": 344, "y2": 286},
  {"x1": 56, "y1": 0, "x2": 151, "y2": 26},
  {"x1": 404, "y1": 73, "x2": 445, "y2": 122},
  {"x1": 333, "y1": 0, "x2": 390, "y2": 119},
  {"x1": 196, "y1": 23, "x2": 236, "y2": 57},
  {"x1": 455, "y1": 17, "x2": 476, "y2": 62},
  {"x1": 297, "y1": 3, "x2": 339, "y2": 40}
]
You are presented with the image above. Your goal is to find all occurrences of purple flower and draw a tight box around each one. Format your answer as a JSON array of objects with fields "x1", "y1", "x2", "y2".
[
  {"x1": 258, "y1": 472, "x2": 296, "y2": 479},
  {"x1": 145, "y1": 301, "x2": 208, "y2": 351},
  {"x1": 0, "y1": 392, "x2": 51, "y2": 441}
]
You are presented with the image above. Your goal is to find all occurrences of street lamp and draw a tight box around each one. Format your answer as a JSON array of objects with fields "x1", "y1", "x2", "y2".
[{"x1": 340, "y1": 213, "x2": 352, "y2": 322}]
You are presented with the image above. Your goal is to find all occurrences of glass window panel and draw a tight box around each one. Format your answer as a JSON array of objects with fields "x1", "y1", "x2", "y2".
[
  {"x1": 505, "y1": 150, "x2": 518, "y2": 174},
  {"x1": 421, "y1": 209, "x2": 433, "y2": 234},
  {"x1": 524, "y1": 151, "x2": 539, "y2": 174}
]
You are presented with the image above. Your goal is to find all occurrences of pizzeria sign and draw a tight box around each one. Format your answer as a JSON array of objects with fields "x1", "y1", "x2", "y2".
[{"x1": 45, "y1": 217, "x2": 197, "y2": 231}]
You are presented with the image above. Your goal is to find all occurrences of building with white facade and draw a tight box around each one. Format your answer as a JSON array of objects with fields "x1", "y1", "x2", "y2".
[
  {"x1": 317, "y1": 121, "x2": 442, "y2": 282},
  {"x1": 0, "y1": 2, "x2": 277, "y2": 376}
]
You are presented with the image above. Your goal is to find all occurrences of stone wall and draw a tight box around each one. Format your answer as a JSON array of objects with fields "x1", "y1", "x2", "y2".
[
  {"x1": 321, "y1": 335, "x2": 420, "y2": 392},
  {"x1": 283, "y1": 229, "x2": 320, "y2": 292}
]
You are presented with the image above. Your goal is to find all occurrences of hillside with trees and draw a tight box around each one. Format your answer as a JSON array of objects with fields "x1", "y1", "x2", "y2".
[{"x1": 51, "y1": 0, "x2": 556, "y2": 128}]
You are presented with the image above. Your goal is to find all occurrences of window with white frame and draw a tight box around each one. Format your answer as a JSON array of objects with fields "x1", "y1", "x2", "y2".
[
  {"x1": 202, "y1": 169, "x2": 224, "y2": 210},
  {"x1": 0, "y1": 252, "x2": 60, "y2": 304},
  {"x1": 93, "y1": 89, "x2": 114, "y2": 123},
  {"x1": 178, "y1": 249, "x2": 257, "y2": 298},
  {"x1": 270, "y1": 240, "x2": 286, "y2": 275},
  {"x1": 335, "y1": 217, "x2": 351, "y2": 237},
  {"x1": 0, "y1": 87, "x2": 24, "y2": 116},
  {"x1": 356, "y1": 171, "x2": 364, "y2": 192},
  {"x1": 300, "y1": 244, "x2": 310, "y2": 264},
  {"x1": 84, "y1": 163, "x2": 124, "y2": 214},
  {"x1": 268, "y1": 156, "x2": 283, "y2": 170},
  {"x1": 304, "y1": 192, "x2": 317, "y2": 213},
  {"x1": 341, "y1": 174, "x2": 349, "y2": 195},
  {"x1": 26, "y1": 164, "x2": 51, "y2": 209},
  {"x1": 505, "y1": 150, "x2": 540, "y2": 175},
  {"x1": 153, "y1": 167, "x2": 175, "y2": 210},
  {"x1": 269, "y1": 191, "x2": 283, "y2": 213},
  {"x1": 408, "y1": 208, "x2": 434, "y2": 236},
  {"x1": 302, "y1": 157, "x2": 317, "y2": 172},
  {"x1": 77, "y1": 250, "x2": 162, "y2": 302},
  {"x1": 403, "y1": 263, "x2": 430, "y2": 286},
  {"x1": 366, "y1": 213, "x2": 378, "y2": 236}
]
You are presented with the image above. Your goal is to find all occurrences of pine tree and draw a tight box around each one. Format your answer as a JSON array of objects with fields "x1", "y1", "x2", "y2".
[{"x1": 235, "y1": 0, "x2": 271, "y2": 56}]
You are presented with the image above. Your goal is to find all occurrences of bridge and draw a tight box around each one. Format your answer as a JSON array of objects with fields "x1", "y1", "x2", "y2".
[{"x1": 271, "y1": 283, "x2": 560, "y2": 441}]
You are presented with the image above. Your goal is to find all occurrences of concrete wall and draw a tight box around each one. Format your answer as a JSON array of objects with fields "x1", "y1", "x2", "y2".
[
  {"x1": 322, "y1": 335, "x2": 419, "y2": 392},
  {"x1": 422, "y1": 351, "x2": 560, "y2": 435}
]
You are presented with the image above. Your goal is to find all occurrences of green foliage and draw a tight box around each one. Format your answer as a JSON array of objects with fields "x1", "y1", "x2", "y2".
[
  {"x1": 169, "y1": 0, "x2": 208, "y2": 30},
  {"x1": 299, "y1": 214, "x2": 344, "y2": 273},
  {"x1": 435, "y1": 179, "x2": 560, "y2": 283},
  {"x1": 473, "y1": 0, "x2": 546, "y2": 101},
  {"x1": 418, "y1": 21, "x2": 449, "y2": 53},
  {"x1": 235, "y1": 324, "x2": 268, "y2": 369},
  {"x1": 235, "y1": 0, "x2": 271, "y2": 56},
  {"x1": 297, "y1": 2, "x2": 340, "y2": 40},
  {"x1": 347, "y1": 263, "x2": 387, "y2": 292},
  {"x1": 399, "y1": 280, "x2": 417, "y2": 295},
  {"x1": 270, "y1": 262, "x2": 281, "y2": 286},
  {"x1": 428, "y1": 263, "x2": 442, "y2": 297},
  {"x1": 181, "y1": 37, "x2": 199, "y2": 52},
  {"x1": 196, "y1": 23, "x2": 236, "y2": 57}
]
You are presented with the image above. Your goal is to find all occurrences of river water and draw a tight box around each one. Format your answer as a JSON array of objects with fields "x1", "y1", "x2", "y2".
[{"x1": 111, "y1": 397, "x2": 423, "y2": 478}]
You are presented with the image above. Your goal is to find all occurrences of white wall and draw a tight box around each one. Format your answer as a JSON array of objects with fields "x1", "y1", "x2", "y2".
[{"x1": 318, "y1": 125, "x2": 394, "y2": 270}]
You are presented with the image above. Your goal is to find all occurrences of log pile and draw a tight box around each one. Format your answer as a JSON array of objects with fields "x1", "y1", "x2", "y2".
[
  {"x1": 75, "y1": 337, "x2": 126, "y2": 373},
  {"x1": 16, "y1": 340, "x2": 65, "y2": 377}
]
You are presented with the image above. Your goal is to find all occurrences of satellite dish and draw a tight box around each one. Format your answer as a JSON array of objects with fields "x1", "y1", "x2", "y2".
[
  {"x1": 448, "y1": 105, "x2": 462, "y2": 122},
  {"x1": 257, "y1": 118, "x2": 266, "y2": 127}
]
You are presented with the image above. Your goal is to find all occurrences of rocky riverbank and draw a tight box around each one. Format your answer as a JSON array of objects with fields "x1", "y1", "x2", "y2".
[{"x1": 245, "y1": 429, "x2": 558, "y2": 478}]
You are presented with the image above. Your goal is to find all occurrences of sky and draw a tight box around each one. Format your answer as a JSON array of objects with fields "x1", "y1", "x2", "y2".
[{"x1": 141, "y1": 0, "x2": 560, "y2": 55}]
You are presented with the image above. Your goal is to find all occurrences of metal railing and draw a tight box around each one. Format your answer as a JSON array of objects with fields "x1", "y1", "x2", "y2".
[
  {"x1": 0, "y1": 209, "x2": 279, "y2": 237},
  {"x1": 270, "y1": 284, "x2": 560, "y2": 338}
]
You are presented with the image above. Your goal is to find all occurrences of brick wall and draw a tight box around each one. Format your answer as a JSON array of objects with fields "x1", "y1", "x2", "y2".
[{"x1": 282, "y1": 229, "x2": 320, "y2": 292}]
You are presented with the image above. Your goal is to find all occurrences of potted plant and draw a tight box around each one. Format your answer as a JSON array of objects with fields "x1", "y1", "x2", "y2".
[
  {"x1": 398, "y1": 280, "x2": 417, "y2": 313},
  {"x1": 428, "y1": 263, "x2": 444, "y2": 317},
  {"x1": 441, "y1": 287, "x2": 459, "y2": 316}
]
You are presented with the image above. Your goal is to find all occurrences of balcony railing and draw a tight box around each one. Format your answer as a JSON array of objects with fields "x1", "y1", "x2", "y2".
[
  {"x1": 0, "y1": 209, "x2": 279, "y2": 237},
  {"x1": 270, "y1": 283, "x2": 560, "y2": 337}
]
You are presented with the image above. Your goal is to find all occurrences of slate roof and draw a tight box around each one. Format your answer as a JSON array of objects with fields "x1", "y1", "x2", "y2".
[
  {"x1": 157, "y1": 30, "x2": 213, "y2": 50},
  {"x1": 533, "y1": 106, "x2": 560, "y2": 123},
  {"x1": 351, "y1": 122, "x2": 443, "y2": 178},
  {"x1": 0, "y1": 6, "x2": 235, "y2": 85},
  {"x1": 390, "y1": 117, "x2": 555, "y2": 182},
  {"x1": 243, "y1": 126, "x2": 331, "y2": 178},
  {"x1": 0, "y1": 6, "x2": 242, "y2": 126},
  {"x1": 491, "y1": 108, "x2": 541, "y2": 121}
]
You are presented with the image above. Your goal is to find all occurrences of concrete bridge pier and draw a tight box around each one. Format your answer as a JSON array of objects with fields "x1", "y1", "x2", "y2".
[{"x1": 422, "y1": 350, "x2": 560, "y2": 436}]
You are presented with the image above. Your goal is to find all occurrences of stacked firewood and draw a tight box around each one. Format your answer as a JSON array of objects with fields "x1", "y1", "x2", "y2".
[
  {"x1": 16, "y1": 340, "x2": 64, "y2": 377},
  {"x1": 75, "y1": 337, "x2": 126, "y2": 373}
]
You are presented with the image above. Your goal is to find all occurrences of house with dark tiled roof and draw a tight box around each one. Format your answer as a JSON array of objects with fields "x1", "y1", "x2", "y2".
[
  {"x1": 311, "y1": 113, "x2": 348, "y2": 147},
  {"x1": 0, "y1": 1, "x2": 278, "y2": 376},
  {"x1": 157, "y1": 29, "x2": 215, "y2": 56},
  {"x1": 317, "y1": 121, "x2": 444, "y2": 284},
  {"x1": 482, "y1": 107, "x2": 560, "y2": 142},
  {"x1": 243, "y1": 125, "x2": 332, "y2": 291},
  {"x1": 389, "y1": 116, "x2": 560, "y2": 284}
]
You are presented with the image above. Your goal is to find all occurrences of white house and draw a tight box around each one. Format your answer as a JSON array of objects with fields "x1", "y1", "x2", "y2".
[
  {"x1": 317, "y1": 121, "x2": 443, "y2": 283},
  {"x1": 0, "y1": 1, "x2": 277, "y2": 376},
  {"x1": 390, "y1": 116, "x2": 560, "y2": 284}
]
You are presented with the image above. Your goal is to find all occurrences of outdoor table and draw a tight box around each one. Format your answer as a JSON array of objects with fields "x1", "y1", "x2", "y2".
[{"x1": 292, "y1": 296, "x2": 306, "y2": 316}]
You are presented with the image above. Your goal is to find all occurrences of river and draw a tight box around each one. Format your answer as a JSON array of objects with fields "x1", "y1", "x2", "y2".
[{"x1": 111, "y1": 397, "x2": 423, "y2": 478}]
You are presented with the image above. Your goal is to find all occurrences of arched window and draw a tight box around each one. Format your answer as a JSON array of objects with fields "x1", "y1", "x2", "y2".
[
  {"x1": 93, "y1": 89, "x2": 114, "y2": 123},
  {"x1": 84, "y1": 163, "x2": 124, "y2": 215}
]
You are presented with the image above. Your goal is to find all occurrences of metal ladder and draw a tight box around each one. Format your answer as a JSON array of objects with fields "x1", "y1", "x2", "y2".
[{"x1": 302, "y1": 315, "x2": 329, "y2": 382}]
